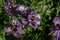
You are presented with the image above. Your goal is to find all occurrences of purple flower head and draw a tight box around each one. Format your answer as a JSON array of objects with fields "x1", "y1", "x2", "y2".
[
  {"x1": 53, "y1": 17, "x2": 60, "y2": 29},
  {"x1": 5, "y1": 18, "x2": 24, "y2": 38},
  {"x1": 49, "y1": 17, "x2": 60, "y2": 40},
  {"x1": 27, "y1": 13, "x2": 40, "y2": 28},
  {"x1": 16, "y1": 5, "x2": 31, "y2": 17},
  {"x1": 21, "y1": 12, "x2": 40, "y2": 29},
  {"x1": 4, "y1": 1, "x2": 18, "y2": 15}
]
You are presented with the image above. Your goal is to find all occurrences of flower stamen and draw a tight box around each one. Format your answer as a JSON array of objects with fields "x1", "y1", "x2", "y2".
[
  {"x1": 31, "y1": 16, "x2": 35, "y2": 21},
  {"x1": 23, "y1": 10, "x2": 27, "y2": 14},
  {"x1": 8, "y1": 6, "x2": 12, "y2": 10}
]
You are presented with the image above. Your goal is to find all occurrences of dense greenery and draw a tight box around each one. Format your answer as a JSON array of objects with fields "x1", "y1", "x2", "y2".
[{"x1": 0, "y1": 0, "x2": 60, "y2": 40}]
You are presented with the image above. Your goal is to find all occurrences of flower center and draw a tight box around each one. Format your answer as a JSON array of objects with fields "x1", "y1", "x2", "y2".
[
  {"x1": 23, "y1": 10, "x2": 27, "y2": 14},
  {"x1": 31, "y1": 16, "x2": 35, "y2": 21},
  {"x1": 56, "y1": 24, "x2": 60, "y2": 28},
  {"x1": 8, "y1": 5, "x2": 12, "y2": 10},
  {"x1": 13, "y1": 25, "x2": 17, "y2": 31},
  {"x1": 13, "y1": 25, "x2": 16, "y2": 29}
]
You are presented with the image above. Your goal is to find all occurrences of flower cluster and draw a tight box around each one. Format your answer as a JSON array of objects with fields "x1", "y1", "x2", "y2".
[{"x1": 4, "y1": 1, "x2": 40, "y2": 38}]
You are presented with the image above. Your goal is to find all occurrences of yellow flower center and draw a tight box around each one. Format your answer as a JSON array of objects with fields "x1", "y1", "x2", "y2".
[
  {"x1": 23, "y1": 10, "x2": 27, "y2": 14},
  {"x1": 13, "y1": 25, "x2": 17, "y2": 31},
  {"x1": 8, "y1": 6, "x2": 12, "y2": 10},
  {"x1": 13, "y1": 26, "x2": 16, "y2": 29},
  {"x1": 31, "y1": 16, "x2": 35, "y2": 21}
]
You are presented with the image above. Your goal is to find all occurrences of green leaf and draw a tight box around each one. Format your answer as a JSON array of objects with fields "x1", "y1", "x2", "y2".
[
  {"x1": 0, "y1": 0, "x2": 4, "y2": 7},
  {"x1": 0, "y1": 30, "x2": 5, "y2": 40}
]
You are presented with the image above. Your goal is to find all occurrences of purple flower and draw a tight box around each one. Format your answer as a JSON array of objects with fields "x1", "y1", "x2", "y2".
[
  {"x1": 53, "y1": 17, "x2": 60, "y2": 26},
  {"x1": 5, "y1": 27, "x2": 12, "y2": 34},
  {"x1": 4, "y1": 1, "x2": 18, "y2": 15},
  {"x1": 50, "y1": 27, "x2": 60, "y2": 40},
  {"x1": 27, "y1": 13, "x2": 40, "y2": 28},
  {"x1": 4, "y1": 18, "x2": 24, "y2": 38},
  {"x1": 21, "y1": 12, "x2": 40, "y2": 29},
  {"x1": 16, "y1": 5, "x2": 31, "y2": 17},
  {"x1": 49, "y1": 17, "x2": 60, "y2": 40}
]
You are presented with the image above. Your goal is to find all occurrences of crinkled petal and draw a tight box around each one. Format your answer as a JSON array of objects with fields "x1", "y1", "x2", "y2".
[
  {"x1": 4, "y1": 27, "x2": 12, "y2": 33},
  {"x1": 13, "y1": 29, "x2": 24, "y2": 38},
  {"x1": 21, "y1": 18, "x2": 28, "y2": 25},
  {"x1": 16, "y1": 5, "x2": 29, "y2": 12},
  {"x1": 12, "y1": 18, "x2": 20, "y2": 26},
  {"x1": 13, "y1": 32, "x2": 21, "y2": 38},
  {"x1": 53, "y1": 17, "x2": 60, "y2": 26},
  {"x1": 28, "y1": 23, "x2": 37, "y2": 28}
]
